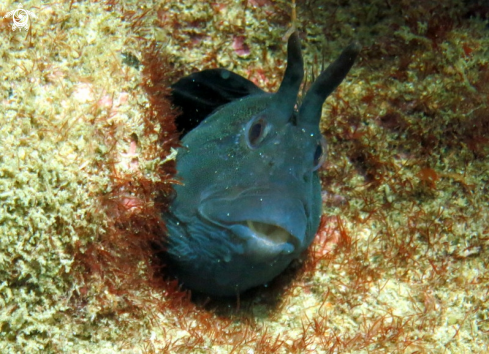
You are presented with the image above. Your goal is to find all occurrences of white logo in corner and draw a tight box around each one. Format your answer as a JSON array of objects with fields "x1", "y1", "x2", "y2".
[{"x1": 4, "y1": 5, "x2": 36, "y2": 31}]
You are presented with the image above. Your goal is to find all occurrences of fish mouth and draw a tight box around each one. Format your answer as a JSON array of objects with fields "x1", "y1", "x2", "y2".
[
  {"x1": 246, "y1": 220, "x2": 293, "y2": 245},
  {"x1": 229, "y1": 221, "x2": 298, "y2": 262},
  {"x1": 198, "y1": 191, "x2": 307, "y2": 262}
]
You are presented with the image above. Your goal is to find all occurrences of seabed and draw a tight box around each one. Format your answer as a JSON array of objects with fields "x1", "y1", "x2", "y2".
[{"x1": 1, "y1": 0, "x2": 488, "y2": 353}]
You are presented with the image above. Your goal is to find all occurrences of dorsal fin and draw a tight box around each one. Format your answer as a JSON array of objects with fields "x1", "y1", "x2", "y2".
[{"x1": 171, "y1": 68, "x2": 265, "y2": 136}]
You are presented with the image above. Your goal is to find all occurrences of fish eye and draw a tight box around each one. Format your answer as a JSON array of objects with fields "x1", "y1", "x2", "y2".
[
  {"x1": 245, "y1": 115, "x2": 269, "y2": 149},
  {"x1": 313, "y1": 137, "x2": 327, "y2": 171}
]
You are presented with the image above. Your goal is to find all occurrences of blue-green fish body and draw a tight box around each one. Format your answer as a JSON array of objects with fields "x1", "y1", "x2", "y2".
[{"x1": 164, "y1": 33, "x2": 359, "y2": 296}]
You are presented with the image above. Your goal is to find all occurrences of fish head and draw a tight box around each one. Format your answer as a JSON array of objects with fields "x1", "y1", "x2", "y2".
[{"x1": 165, "y1": 33, "x2": 360, "y2": 296}]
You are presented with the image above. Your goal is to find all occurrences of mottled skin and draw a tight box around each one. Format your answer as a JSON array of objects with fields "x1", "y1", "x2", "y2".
[{"x1": 164, "y1": 33, "x2": 360, "y2": 296}]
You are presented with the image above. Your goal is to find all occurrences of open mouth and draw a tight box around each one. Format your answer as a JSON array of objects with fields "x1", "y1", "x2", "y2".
[
  {"x1": 228, "y1": 221, "x2": 297, "y2": 261},
  {"x1": 245, "y1": 220, "x2": 293, "y2": 246}
]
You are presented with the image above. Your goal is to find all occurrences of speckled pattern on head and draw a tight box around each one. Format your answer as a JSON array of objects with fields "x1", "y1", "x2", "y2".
[{"x1": 163, "y1": 32, "x2": 360, "y2": 296}]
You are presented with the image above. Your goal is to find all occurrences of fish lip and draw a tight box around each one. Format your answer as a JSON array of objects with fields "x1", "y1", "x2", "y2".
[
  {"x1": 198, "y1": 192, "x2": 308, "y2": 260},
  {"x1": 198, "y1": 190, "x2": 308, "y2": 243}
]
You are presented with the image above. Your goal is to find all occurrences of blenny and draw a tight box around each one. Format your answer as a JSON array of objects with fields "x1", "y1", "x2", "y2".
[{"x1": 163, "y1": 32, "x2": 360, "y2": 296}]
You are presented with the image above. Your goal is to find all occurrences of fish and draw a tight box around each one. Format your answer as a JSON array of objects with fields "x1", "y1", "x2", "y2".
[{"x1": 163, "y1": 32, "x2": 360, "y2": 296}]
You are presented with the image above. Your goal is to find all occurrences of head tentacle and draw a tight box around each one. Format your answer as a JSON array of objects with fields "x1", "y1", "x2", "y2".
[
  {"x1": 272, "y1": 32, "x2": 304, "y2": 123},
  {"x1": 299, "y1": 41, "x2": 361, "y2": 126}
]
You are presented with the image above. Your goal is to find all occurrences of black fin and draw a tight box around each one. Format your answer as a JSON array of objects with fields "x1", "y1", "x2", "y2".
[{"x1": 171, "y1": 68, "x2": 265, "y2": 136}]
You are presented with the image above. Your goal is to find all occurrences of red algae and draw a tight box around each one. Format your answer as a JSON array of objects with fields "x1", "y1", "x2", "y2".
[{"x1": 73, "y1": 37, "x2": 183, "y2": 317}]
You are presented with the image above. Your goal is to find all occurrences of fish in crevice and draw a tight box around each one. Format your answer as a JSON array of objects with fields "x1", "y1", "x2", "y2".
[{"x1": 163, "y1": 32, "x2": 360, "y2": 296}]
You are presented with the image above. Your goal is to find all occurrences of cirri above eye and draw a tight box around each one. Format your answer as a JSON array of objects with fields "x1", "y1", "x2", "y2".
[{"x1": 165, "y1": 31, "x2": 360, "y2": 296}]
